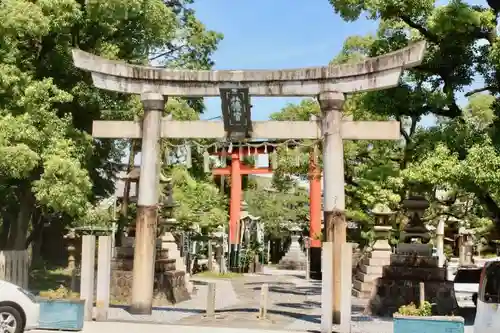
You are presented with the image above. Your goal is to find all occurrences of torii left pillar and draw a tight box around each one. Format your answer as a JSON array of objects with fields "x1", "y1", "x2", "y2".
[{"x1": 130, "y1": 93, "x2": 164, "y2": 314}]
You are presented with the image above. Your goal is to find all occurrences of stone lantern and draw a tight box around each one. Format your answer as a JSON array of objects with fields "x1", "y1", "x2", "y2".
[
  {"x1": 158, "y1": 179, "x2": 177, "y2": 237},
  {"x1": 371, "y1": 203, "x2": 395, "y2": 253},
  {"x1": 401, "y1": 195, "x2": 431, "y2": 244},
  {"x1": 352, "y1": 204, "x2": 394, "y2": 298},
  {"x1": 278, "y1": 223, "x2": 307, "y2": 270}
]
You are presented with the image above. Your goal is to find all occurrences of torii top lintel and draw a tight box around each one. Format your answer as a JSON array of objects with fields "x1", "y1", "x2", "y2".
[{"x1": 71, "y1": 41, "x2": 426, "y2": 97}]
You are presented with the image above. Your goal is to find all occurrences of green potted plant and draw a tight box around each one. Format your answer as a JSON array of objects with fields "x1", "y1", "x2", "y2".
[
  {"x1": 37, "y1": 285, "x2": 85, "y2": 331},
  {"x1": 393, "y1": 301, "x2": 464, "y2": 333}
]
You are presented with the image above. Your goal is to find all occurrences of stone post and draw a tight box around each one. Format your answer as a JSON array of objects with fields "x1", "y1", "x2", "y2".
[
  {"x1": 96, "y1": 236, "x2": 112, "y2": 321},
  {"x1": 80, "y1": 235, "x2": 96, "y2": 321},
  {"x1": 305, "y1": 237, "x2": 310, "y2": 281},
  {"x1": 207, "y1": 239, "x2": 213, "y2": 271},
  {"x1": 130, "y1": 93, "x2": 165, "y2": 315},
  {"x1": 206, "y1": 283, "x2": 216, "y2": 317},
  {"x1": 321, "y1": 241, "x2": 333, "y2": 333},
  {"x1": 318, "y1": 91, "x2": 345, "y2": 324},
  {"x1": 465, "y1": 234, "x2": 473, "y2": 265},
  {"x1": 339, "y1": 242, "x2": 353, "y2": 332},
  {"x1": 436, "y1": 219, "x2": 445, "y2": 267},
  {"x1": 458, "y1": 233, "x2": 465, "y2": 266}
]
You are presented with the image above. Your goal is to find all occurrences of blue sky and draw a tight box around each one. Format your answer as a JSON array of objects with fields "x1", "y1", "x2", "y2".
[
  {"x1": 184, "y1": 0, "x2": 487, "y2": 171},
  {"x1": 192, "y1": 0, "x2": 379, "y2": 121},
  {"x1": 191, "y1": 0, "x2": 486, "y2": 123}
]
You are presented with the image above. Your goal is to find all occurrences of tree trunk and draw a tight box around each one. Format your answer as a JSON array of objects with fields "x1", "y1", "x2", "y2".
[
  {"x1": 25, "y1": 211, "x2": 44, "y2": 265},
  {"x1": 0, "y1": 212, "x2": 12, "y2": 250},
  {"x1": 7, "y1": 190, "x2": 35, "y2": 250}
]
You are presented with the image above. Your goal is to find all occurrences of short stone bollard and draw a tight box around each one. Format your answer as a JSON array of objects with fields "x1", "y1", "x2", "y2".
[
  {"x1": 206, "y1": 282, "x2": 216, "y2": 317},
  {"x1": 259, "y1": 283, "x2": 269, "y2": 319}
]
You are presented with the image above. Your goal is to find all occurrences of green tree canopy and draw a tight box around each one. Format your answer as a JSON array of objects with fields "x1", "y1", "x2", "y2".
[
  {"x1": 244, "y1": 187, "x2": 309, "y2": 238},
  {"x1": 0, "y1": 0, "x2": 221, "y2": 250}
]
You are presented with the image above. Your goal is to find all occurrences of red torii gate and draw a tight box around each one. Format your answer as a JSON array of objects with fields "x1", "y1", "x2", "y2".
[{"x1": 210, "y1": 143, "x2": 322, "y2": 274}]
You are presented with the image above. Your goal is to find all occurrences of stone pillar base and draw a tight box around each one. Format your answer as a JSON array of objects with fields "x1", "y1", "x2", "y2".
[{"x1": 309, "y1": 247, "x2": 322, "y2": 279}]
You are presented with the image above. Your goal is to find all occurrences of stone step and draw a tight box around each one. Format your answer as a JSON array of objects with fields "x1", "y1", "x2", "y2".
[
  {"x1": 382, "y1": 266, "x2": 447, "y2": 281},
  {"x1": 366, "y1": 250, "x2": 392, "y2": 259},
  {"x1": 156, "y1": 249, "x2": 169, "y2": 259},
  {"x1": 353, "y1": 279, "x2": 374, "y2": 292},
  {"x1": 111, "y1": 257, "x2": 177, "y2": 271},
  {"x1": 361, "y1": 256, "x2": 390, "y2": 267},
  {"x1": 352, "y1": 287, "x2": 372, "y2": 298},
  {"x1": 359, "y1": 264, "x2": 384, "y2": 275},
  {"x1": 390, "y1": 254, "x2": 438, "y2": 267},
  {"x1": 155, "y1": 258, "x2": 177, "y2": 272},
  {"x1": 355, "y1": 271, "x2": 378, "y2": 283},
  {"x1": 114, "y1": 247, "x2": 134, "y2": 258},
  {"x1": 111, "y1": 259, "x2": 134, "y2": 271},
  {"x1": 115, "y1": 246, "x2": 170, "y2": 259}
]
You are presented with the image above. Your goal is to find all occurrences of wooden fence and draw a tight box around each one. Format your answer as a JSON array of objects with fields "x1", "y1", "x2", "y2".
[{"x1": 0, "y1": 251, "x2": 29, "y2": 289}]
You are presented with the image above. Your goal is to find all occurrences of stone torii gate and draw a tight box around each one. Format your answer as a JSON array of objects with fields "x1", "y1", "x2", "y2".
[{"x1": 71, "y1": 42, "x2": 426, "y2": 328}]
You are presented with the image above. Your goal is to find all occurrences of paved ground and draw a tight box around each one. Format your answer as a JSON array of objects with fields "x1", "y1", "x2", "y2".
[
  {"x1": 31, "y1": 321, "x2": 309, "y2": 333},
  {"x1": 67, "y1": 266, "x2": 478, "y2": 333},
  {"x1": 104, "y1": 278, "x2": 239, "y2": 323},
  {"x1": 175, "y1": 268, "x2": 317, "y2": 330}
]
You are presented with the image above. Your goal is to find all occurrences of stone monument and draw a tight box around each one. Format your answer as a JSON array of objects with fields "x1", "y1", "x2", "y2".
[
  {"x1": 110, "y1": 177, "x2": 191, "y2": 305},
  {"x1": 278, "y1": 225, "x2": 307, "y2": 270},
  {"x1": 367, "y1": 195, "x2": 457, "y2": 316},
  {"x1": 110, "y1": 234, "x2": 191, "y2": 305}
]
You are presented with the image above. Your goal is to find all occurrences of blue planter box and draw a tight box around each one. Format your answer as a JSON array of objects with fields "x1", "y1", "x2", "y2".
[
  {"x1": 37, "y1": 298, "x2": 85, "y2": 331},
  {"x1": 393, "y1": 315, "x2": 464, "y2": 333}
]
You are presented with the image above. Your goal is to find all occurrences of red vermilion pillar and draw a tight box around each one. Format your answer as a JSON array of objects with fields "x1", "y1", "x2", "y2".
[
  {"x1": 309, "y1": 148, "x2": 322, "y2": 279},
  {"x1": 229, "y1": 152, "x2": 242, "y2": 271}
]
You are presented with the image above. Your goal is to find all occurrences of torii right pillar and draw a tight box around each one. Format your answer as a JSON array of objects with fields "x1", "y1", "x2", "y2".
[{"x1": 318, "y1": 91, "x2": 401, "y2": 327}]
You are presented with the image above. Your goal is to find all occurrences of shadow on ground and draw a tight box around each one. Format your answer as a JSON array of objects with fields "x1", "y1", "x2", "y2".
[
  {"x1": 254, "y1": 285, "x2": 321, "y2": 296},
  {"x1": 111, "y1": 304, "x2": 205, "y2": 315}
]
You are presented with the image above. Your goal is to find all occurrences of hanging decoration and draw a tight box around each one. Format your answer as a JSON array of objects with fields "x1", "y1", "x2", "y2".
[
  {"x1": 295, "y1": 146, "x2": 301, "y2": 167},
  {"x1": 163, "y1": 145, "x2": 170, "y2": 166},
  {"x1": 164, "y1": 138, "x2": 321, "y2": 173},
  {"x1": 203, "y1": 150, "x2": 210, "y2": 173},
  {"x1": 270, "y1": 151, "x2": 278, "y2": 169},
  {"x1": 221, "y1": 146, "x2": 227, "y2": 167},
  {"x1": 184, "y1": 141, "x2": 192, "y2": 169}
]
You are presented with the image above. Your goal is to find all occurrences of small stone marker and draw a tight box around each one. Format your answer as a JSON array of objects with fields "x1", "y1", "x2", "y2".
[
  {"x1": 419, "y1": 282, "x2": 425, "y2": 307},
  {"x1": 305, "y1": 237, "x2": 310, "y2": 281},
  {"x1": 206, "y1": 282, "x2": 216, "y2": 317},
  {"x1": 259, "y1": 283, "x2": 269, "y2": 319}
]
